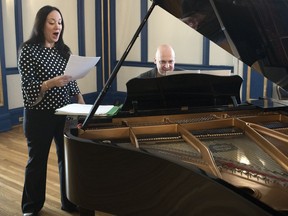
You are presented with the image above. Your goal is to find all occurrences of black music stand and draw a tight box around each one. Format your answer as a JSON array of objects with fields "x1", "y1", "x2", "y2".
[{"x1": 122, "y1": 73, "x2": 243, "y2": 112}]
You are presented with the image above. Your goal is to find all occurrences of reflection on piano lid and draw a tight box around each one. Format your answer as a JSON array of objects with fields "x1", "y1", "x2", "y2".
[
  {"x1": 247, "y1": 98, "x2": 288, "y2": 109},
  {"x1": 155, "y1": 0, "x2": 288, "y2": 90}
]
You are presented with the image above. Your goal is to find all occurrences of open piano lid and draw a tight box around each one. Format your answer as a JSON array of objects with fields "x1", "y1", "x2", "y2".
[
  {"x1": 81, "y1": 0, "x2": 288, "y2": 129},
  {"x1": 155, "y1": 0, "x2": 288, "y2": 90}
]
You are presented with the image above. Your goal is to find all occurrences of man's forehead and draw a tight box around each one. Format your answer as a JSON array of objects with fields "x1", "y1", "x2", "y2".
[{"x1": 158, "y1": 55, "x2": 175, "y2": 60}]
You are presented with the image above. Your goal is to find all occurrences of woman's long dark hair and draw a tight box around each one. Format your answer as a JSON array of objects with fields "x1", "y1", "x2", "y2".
[{"x1": 22, "y1": 5, "x2": 71, "y2": 60}]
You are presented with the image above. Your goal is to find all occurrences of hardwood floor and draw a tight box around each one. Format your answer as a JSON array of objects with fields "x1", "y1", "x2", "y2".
[{"x1": 0, "y1": 125, "x2": 112, "y2": 216}]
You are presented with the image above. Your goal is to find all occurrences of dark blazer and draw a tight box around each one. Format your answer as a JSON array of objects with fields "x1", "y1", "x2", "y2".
[
  {"x1": 138, "y1": 67, "x2": 184, "y2": 78},
  {"x1": 138, "y1": 68, "x2": 158, "y2": 78}
]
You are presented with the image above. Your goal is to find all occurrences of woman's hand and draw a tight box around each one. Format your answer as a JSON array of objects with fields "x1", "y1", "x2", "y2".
[
  {"x1": 50, "y1": 75, "x2": 72, "y2": 87},
  {"x1": 41, "y1": 75, "x2": 72, "y2": 92}
]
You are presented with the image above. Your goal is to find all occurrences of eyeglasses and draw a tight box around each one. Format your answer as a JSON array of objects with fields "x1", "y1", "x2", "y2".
[{"x1": 159, "y1": 60, "x2": 175, "y2": 65}]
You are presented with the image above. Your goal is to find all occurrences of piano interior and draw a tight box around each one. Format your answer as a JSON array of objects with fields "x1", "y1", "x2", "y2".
[
  {"x1": 64, "y1": 0, "x2": 288, "y2": 215},
  {"x1": 67, "y1": 109, "x2": 288, "y2": 215}
]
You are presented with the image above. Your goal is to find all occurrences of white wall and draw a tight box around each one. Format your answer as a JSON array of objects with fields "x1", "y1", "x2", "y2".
[
  {"x1": 77, "y1": 0, "x2": 97, "y2": 94},
  {"x1": 116, "y1": 0, "x2": 142, "y2": 62},
  {"x1": 2, "y1": 0, "x2": 17, "y2": 68},
  {"x1": 148, "y1": 6, "x2": 204, "y2": 65}
]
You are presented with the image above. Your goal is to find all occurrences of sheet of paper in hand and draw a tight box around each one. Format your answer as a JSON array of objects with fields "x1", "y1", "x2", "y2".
[{"x1": 64, "y1": 55, "x2": 101, "y2": 80}]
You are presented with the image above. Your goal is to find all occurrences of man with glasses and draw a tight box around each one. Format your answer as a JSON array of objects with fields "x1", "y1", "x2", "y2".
[{"x1": 138, "y1": 44, "x2": 177, "y2": 78}]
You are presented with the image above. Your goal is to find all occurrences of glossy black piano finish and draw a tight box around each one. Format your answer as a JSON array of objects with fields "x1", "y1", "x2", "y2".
[
  {"x1": 64, "y1": 128, "x2": 283, "y2": 216},
  {"x1": 155, "y1": 0, "x2": 288, "y2": 90},
  {"x1": 122, "y1": 73, "x2": 242, "y2": 111},
  {"x1": 65, "y1": 109, "x2": 288, "y2": 215},
  {"x1": 64, "y1": 0, "x2": 288, "y2": 215}
]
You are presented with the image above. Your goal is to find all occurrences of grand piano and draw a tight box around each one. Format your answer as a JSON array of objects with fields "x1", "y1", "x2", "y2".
[{"x1": 64, "y1": 0, "x2": 288, "y2": 215}]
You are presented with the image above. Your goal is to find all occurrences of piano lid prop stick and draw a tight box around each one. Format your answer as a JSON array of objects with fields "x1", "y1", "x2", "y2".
[
  {"x1": 246, "y1": 66, "x2": 251, "y2": 100},
  {"x1": 263, "y1": 77, "x2": 268, "y2": 98},
  {"x1": 81, "y1": 1, "x2": 157, "y2": 130}
]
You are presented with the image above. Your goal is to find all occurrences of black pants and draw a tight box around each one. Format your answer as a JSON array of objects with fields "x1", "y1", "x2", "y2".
[{"x1": 21, "y1": 109, "x2": 75, "y2": 213}]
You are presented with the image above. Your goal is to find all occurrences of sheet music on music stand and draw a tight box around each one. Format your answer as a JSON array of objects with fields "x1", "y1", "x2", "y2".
[
  {"x1": 55, "y1": 103, "x2": 121, "y2": 116},
  {"x1": 64, "y1": 55, "x2": 101, "y2": 80}
]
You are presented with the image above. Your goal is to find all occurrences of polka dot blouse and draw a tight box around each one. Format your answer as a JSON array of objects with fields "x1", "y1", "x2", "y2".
[{"x1": 18, "y1": 44, "x2": 81, "y2": 111}]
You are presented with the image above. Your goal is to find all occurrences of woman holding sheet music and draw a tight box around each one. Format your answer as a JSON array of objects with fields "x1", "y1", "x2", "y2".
[{"x1": 18, "y1": 5, "x2": 84, "y2": 216}]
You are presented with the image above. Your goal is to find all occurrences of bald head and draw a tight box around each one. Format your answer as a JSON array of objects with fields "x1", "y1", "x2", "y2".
[{"x1": 154, "y1": 44, "x2": 175, "y2": 76}]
